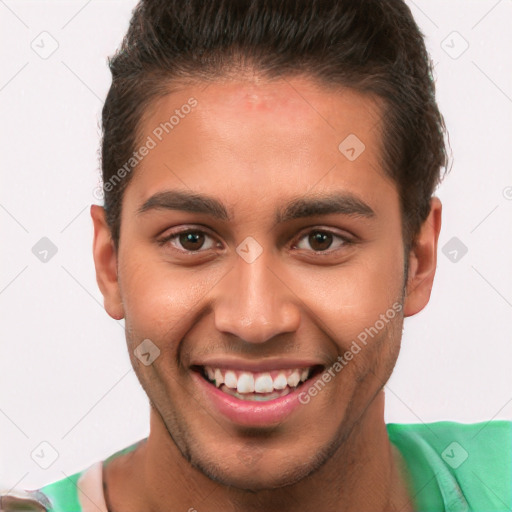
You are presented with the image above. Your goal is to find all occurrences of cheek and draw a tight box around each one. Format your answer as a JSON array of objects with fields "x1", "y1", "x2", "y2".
[
  {"x1": 288, "y1": 244, "x2": 404, "y2": 350},
  {"x1": 118, "y1": 253, "x2": 226, "y2": 346}
]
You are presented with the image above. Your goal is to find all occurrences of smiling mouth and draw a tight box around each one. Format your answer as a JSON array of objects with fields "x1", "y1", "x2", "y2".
[{"x1": 194, "y1": 365, "x2": 324, "y2": 402}]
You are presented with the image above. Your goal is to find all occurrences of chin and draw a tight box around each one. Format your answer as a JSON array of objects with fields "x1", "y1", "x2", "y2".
[
  {"x1": 190, "y1": 448, "x2": 329, "y2": 492},
  {"x1": 204, "y1": 465, "x2": 310, "y2": 492}
]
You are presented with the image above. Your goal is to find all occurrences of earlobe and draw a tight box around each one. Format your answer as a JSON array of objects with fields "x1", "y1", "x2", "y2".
[
  {"x1": 403, "y1": 197, "x2": 442, "y2": 317},
  {"x1": 90, "y1": 205, "x2": 125, "y2": 320}
]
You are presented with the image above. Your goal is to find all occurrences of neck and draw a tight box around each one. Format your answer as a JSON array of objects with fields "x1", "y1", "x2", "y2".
[{"x1": 105, "y1": 392, "x2": 414, "y2": 512}]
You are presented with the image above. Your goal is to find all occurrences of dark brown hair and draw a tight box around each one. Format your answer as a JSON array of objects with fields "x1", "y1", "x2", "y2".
[{"x1": 101, "y1": 0, "x2": 448, "y2": 252}]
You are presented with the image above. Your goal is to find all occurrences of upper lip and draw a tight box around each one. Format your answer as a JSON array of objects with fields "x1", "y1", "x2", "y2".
[{"x1": 190, "y1": 357, "x2": 325, "y2": 373}]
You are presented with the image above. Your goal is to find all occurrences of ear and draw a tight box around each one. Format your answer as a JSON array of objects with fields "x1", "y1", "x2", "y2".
[
  {"x1": 90, "y1": 205, "x2": 125, "y2": 320},
  {"x1": 403, "y1": 197, "x2": 442, "y2": 317}
]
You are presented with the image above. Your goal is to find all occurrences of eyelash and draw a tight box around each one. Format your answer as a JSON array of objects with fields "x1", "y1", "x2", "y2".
[
  {"x1": 157, "y1": 226, "x2": 355, "y2": 255},
  {"x1": 292, "y1": 230, "x2": 354, "y2": 255}
]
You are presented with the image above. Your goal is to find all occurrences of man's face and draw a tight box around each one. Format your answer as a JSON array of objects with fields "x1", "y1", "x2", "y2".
[{"x1": 112, "y1": 77, "x2": 408, "y2": 489}]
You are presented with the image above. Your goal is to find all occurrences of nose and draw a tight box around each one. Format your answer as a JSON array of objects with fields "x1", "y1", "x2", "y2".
[{"x1": 212, "y1": 252, "x2": 301, "y2": 344}]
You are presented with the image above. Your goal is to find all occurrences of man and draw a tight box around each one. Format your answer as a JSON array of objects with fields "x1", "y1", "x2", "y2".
[{"x1": 2, "y1": 0, "x2": 510, "y2": 511}]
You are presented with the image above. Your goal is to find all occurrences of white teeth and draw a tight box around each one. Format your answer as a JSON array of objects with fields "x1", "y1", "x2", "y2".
[
  {"x1": 224, "y1": 370, "x2": 238, "y2": 389},
  {"x1": 254, "y1": 373, "x2": 274, "y2": 393},
  {"x1": 203, "y1": 366, "x2": 313, "y2": 394},
  {"x1": 287, "y1": 372, "x2": 300, "y2": 387},
  {"x1": 237, "y1": 373, "x2": 255, "y2": 393},
  {"x1": 272, "y1": 373, "x2": 288, "y2": 390},
  {"x1": 214, "y1": 368, "x2": 224, "y2": 387}
]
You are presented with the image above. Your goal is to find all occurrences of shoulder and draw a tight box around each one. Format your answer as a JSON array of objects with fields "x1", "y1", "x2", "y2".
[
  {"x1": 0, "y1": 470, "x2": 84, "y2": 512},
  {"x1": 1, "y1": 438, "x2": 146, "y2": 512},
  {"x1": 387, "y1": 420, "x2": 512, "y2": 511}
]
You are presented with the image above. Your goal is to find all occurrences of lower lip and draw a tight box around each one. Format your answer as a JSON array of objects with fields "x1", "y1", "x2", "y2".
[{"x1": 192, "y1": 371, "x2": 311, "y2": 427}]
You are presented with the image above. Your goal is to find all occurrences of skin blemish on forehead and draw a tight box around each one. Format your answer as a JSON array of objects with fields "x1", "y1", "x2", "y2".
[{"x1": 189, "y1": 75, "x2": 382, "y2": 129}]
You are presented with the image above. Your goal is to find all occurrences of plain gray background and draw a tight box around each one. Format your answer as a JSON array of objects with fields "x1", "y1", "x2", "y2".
[{"x1": 1, "y1": 0, "x2": 511, "y2": 491}]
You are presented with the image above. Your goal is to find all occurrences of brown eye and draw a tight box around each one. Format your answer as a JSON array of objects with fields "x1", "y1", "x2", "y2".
[
  {"x1": 295, "y1": 229, "x2": 351, "y2": 253},
  {"x1": 308, "y1": 231, "x2": 333, "y2": 251},
  {"x1": 179, "y1": 231, "x2": 206, "y2": 251},
  {"x1": 159, "y1": 229, "x2": 218, "y2": 252}
]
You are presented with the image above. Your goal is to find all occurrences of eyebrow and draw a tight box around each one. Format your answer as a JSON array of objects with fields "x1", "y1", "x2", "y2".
[
  {"x1": 276, "y1": 192, "x2": 375, "y2": 223},
  {"x1": 136, "y1": 190, "x2": 375, "y2": 223},
  {"x1": 137, "y1": 190, "x2": 230, "y2": 220}
]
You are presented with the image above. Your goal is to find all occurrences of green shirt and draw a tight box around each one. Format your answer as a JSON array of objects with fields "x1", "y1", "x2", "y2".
[{"x1": 3, "y1": 421, "x2": 511, "y2": 511}]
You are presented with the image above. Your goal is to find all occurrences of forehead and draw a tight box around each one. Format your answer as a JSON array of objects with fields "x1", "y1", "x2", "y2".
[{"x1": 124, "y1": 77, "x2": 394, "y2": 217}]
